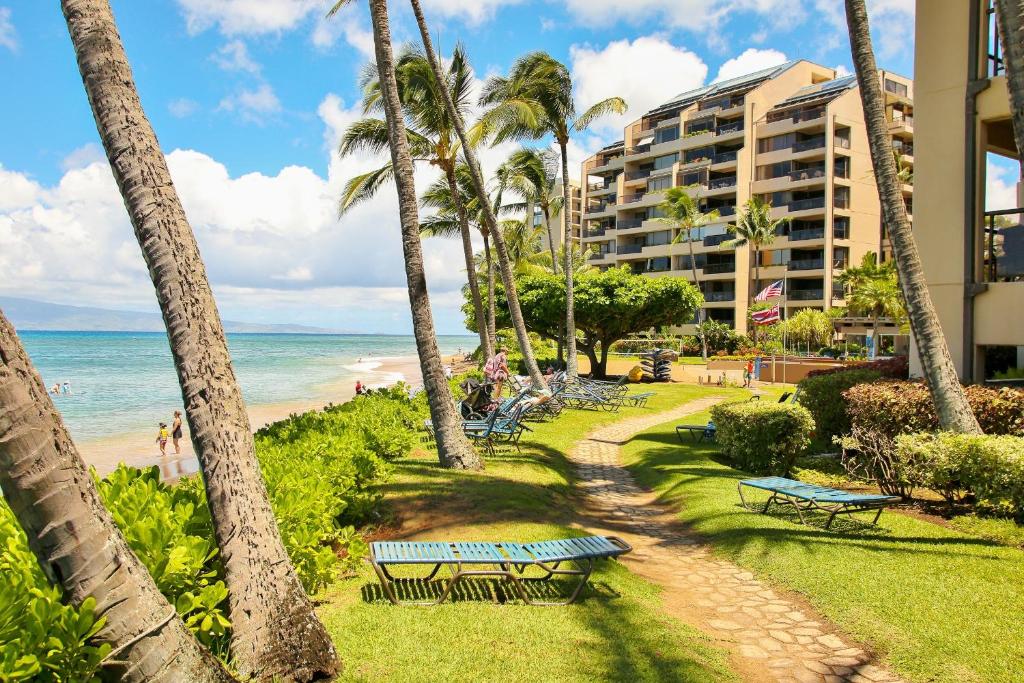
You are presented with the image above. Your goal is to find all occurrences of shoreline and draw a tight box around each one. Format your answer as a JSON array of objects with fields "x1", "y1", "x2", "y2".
[{"x1": 77, "y1": 354, "x2": 461, "y2": 480}]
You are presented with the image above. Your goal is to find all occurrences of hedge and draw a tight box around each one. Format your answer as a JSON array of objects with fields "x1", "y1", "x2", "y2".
[
  {"x1": 804, "y1": 355, "x2": 908, "y2": 380},
  {"x1": 797, "y1": 368, "x2": 882, "y2": 444},
  {"x1": 710, "y1": 401, "x2": 815, "y2": 475},
  {"x1": 845, "y1": 381, "x2": 1024, "y2": 438}
]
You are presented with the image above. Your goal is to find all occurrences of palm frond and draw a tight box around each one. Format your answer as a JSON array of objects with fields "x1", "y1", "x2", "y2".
[
  {"x1": 338, "y1": 164, "x2": 394, "y2": 215},
  {"x1": 339, "y1": 118, "x2": 391, "y2": 157},
  {"x1": 574, "y1": 96, "x2": 628, "y2": 132}
]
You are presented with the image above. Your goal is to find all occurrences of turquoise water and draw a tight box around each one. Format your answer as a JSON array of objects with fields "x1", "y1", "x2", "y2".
[{"x1": 20, "y1": 331, "x2": 477, "y2": 442}]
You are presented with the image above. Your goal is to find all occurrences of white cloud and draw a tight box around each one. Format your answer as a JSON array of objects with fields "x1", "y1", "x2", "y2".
[
  {"x1": 60, "y1": 143, "x2": 106, "y2": 173},
  {"x1": 175, "y1": 0, "x2": 322, "y2": 36},
  {"x1": 986, "y1": 156, "x2": 1021, "y2": 212},
  {"x1": 0, "y1": 95, "x2": 475, "y2": 334},
  {"x1": 833, "y1": 64, "x2": 851, "y2": 77},
  {"x1": 569, "y1": 37, "x2": 708, "y2": 137},
  {"x1": 0, "y1": 6, "x2": 15, "y2": 52},
  {"x1": 212, "y1": 40, "x2": 261, "y2": 74},
  {"x1": 168, "y1": 98, "x2": 200, "y2": 118},
  {"x1": 311, "y1": 11, "x2": 374, "y2": 60},
  {"x1": 217, "y1": 84, "x2": 282, "y2": 123},
  {"x1": 713, "y1": 48, "x2": 787, "y2": 83},
  {"x1": 420, "y1": 0, "x2": 524, "y2": 26}
]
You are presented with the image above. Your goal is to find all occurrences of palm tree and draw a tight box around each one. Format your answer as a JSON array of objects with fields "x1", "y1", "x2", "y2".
[
  {"x1": 62, "y1": 1, "x2": 339, "y2": 678},
  {"x1": 724, "y1": 197, "x2": 787, "y2": 342},
  {"x1": 0, "y1": 309, "x2": 234, "y2": 683},
  {"x1": 495, "y1": 148, "x2": 564, "y2": 274},
  {"x1": 847, "y1": 277, "x2": 905, "y2": 356},
  {"x1": 837, "y1": 251, "x2": 895, "y2": 293},
  {"x1": 845, "y1": 0, "x2": 982, "y2": 432},
  {"x1": 338, "y1": 44, "x2": 492, "y2": 360},
  {"x1": 333, "y1": 0, "x2": 483, "y2": 468},
  {"x1": 656, "y1": 186, "x2": 718, "y2": 361},
  {"x1": 383, "y1": 0, "x2": 545, "y2": 387},
  {"x1": 994, "y1": 0, "x2": 1024, "y2": 165},
  {"x1": 479, "y1": 52, "x2": 627, "y2": 377}
]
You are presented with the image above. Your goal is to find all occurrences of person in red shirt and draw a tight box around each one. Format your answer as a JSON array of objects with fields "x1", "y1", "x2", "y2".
[
  {"x1": 355, "y1": 380, "x2": 364, "y2": 395},
  {"x1": 744, "y1": 360, "x2": 755, "y2": 387}
]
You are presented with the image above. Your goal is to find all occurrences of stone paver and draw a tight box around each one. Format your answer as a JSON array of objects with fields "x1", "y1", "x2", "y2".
[{"x1": 569, "y1": 397, "x2": 902, "y2": 683}]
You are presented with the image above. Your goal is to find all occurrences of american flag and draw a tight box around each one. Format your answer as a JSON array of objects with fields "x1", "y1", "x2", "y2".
[
  {"x1": 755, "y1": 280, "x2": 784, "y2": 301},
  {"x1": 751, "y1": 304, "x2": 781, "y2": 325}
]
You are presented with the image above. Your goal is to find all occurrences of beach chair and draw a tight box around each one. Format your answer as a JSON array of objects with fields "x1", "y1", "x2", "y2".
[
  {"x1": 463, "y1": 404, "x2": 533, "y2": 454},
  {"x1": 368, "y1": 535, "x2": 632, "y2": 606},
  {"x1": 737, "y1": 476, "x2": 900, "y2": 529},
  {"x1": 675, "y1": 422, "x2": 715, "y2": 442}
]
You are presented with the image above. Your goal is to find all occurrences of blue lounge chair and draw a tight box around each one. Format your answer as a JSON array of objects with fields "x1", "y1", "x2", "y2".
[
  {"x1": 737, "y1": 476, "x2": 900, "y2": 529},
  {"x1": 676, "y1": 421, "x2": 715, "y2": 442},
  {"x1": 369, "y1": 535, "x2": 632, "y2": 605}
]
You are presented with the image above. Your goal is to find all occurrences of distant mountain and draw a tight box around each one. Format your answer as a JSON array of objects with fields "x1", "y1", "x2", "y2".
[{"x1": 0, "y1": 296, "x2": 344, "y2": 334}]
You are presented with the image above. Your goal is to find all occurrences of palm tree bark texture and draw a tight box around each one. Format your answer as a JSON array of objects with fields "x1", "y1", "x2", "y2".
[
  {"x1": 406, "y1": 0, "x2": 547, "y2": 387},
  {"x1": 446, "y1": 163, "x2": 494, "y2": 360},
  {"x1": 0, "y1": 310, "x2": 236, "y2": 683},
  {"x1": 995, "y1": 0, "x2": 1024, "y2": 166},
  {"x1": 60, "y1": 1, "x2": 340, "y2": 679},
  {"x1": 366, "y1": 0, "x2": 482, "y2": 469},
  {"x1": 845, "y1": 0, "x2": 982, "y2": 432}
]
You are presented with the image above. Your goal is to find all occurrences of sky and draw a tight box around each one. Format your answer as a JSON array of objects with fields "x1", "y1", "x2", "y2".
[{"x1": 0, "y1": 0, "x2": 1008, "y2": 334}]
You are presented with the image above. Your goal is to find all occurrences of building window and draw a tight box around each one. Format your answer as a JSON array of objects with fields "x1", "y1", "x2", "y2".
[
  {"x1": 834, "y1": 156, "x2": 850, "y2": 179},
  {"x1": 645, "y1": 230, "x2": 672, "y2": 246},
  {"x1": 684, "y1": 147, "x2": 713, "y2": 164},
  {"x1": 834, "y1": 186, "x2": 850, "y2": 209},
  {"x1": 646, "y1": 206, "x2": 666, "y2": 219},
  {"x1": 654, "y1": 153, "x2": 679, "y2": 170},
  {"x1": 833, "y1": 216, "x2": 850, "y2": 239},
  {"x1": 648, "y1": 175, "x2": 672, "y2": 192},
  {"x1": 982, "y1": 208, "x2": 1024, "y2": 282},
  {"x1": 883, "y1": 79, "x2": 908, "y2": 97},
  {"x1": 987, "y1": 0, "x2": 1005, "y2": 77},
  {"x1": 655, "y1": 125, "x2": 680, "y2": 144}
]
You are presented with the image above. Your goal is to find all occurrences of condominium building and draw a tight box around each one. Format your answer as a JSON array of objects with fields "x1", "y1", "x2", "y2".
[
  {"x1": 536, "y1": 179, "x2": 582, "y2": 253},
  {"x1": 580, "y1": 60, "x2": 913, "y2": 335},
  {"x1": 912, "y1": 0, "x2": 1022, "y2": 382}
]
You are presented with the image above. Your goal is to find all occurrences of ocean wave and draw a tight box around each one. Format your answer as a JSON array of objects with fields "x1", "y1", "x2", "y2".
[{"x1": 344, "y1": 360, "x2": 382, "y2": 372}]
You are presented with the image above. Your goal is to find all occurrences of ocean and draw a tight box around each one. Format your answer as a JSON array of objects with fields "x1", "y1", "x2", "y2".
[{"x1": 20, "y1": 331, "x2": 478, "y2": 443}]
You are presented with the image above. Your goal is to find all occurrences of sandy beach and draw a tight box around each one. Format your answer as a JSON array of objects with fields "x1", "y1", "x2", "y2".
[{"x1": 77, "y1": 354, "x2": 453, "y2": 480}]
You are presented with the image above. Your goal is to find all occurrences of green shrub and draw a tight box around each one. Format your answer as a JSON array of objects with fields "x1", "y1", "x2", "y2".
[
  {"x1": 836, "y1": 425, "x2": 926, "y2": 499},
  {"x1": 0, "y1": 503, "x2": 110, "y2": 682},
  {"x1": 797, "y1": 368, "x2": 882, "y2": 444},
  {"x1": 845, "y1": 381, "x2": 1024, "y2": 438},
  {"x1": 896, "y1": 432, "x2": 1024, "y2": 517},
  {"x1": 710, "y1": 401, "x2": 815, "y2": 475}
]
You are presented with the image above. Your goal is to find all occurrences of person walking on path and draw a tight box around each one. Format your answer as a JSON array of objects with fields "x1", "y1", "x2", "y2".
[
  {"x1": 744, "y1": 359, "x2": 754, "y2": 388},
  {"x1": 483, "y1": 347, "x2": 510, "y2": 398},
  {"x1": 171, "y1": 410, "x2": 183, "y2": 455}
]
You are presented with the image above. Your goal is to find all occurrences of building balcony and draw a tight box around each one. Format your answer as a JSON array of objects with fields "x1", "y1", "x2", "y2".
[
  {"x1": 583, "y1": 203, "x2": 616, "y2": 218},
  {"x1": 591, "y1": 155, "x2": 623, "y2": 170},
  {"x1": 758, "y1": 107, "x2": 827, "y2": 136},
  {"x1": 788, "y1": 196, "x2": 826, "y2": 213},
  {"x1": 588, "y1": 250, "x2": 614, "y2": 261},
  {"x1": 618, "y1": 243, "x2": 643, "y2": 255},
  {"x1": 788, "y1": 257, "x2": 825, "y2": 271},
  {"x1": 789, "y1": 165, "x2": 827, "y2": 182},
  {"x1": 714, "y1": 122, "x2": 744, "y2": 138},
  {"x1": 703, "y1": 233, "x2": 733, "y2": 247},
  {"x1": 702, "y1": 262, "x2": 735, "y2": 274},
  {"x1": 888, "y1": 116, "x2": 914, "y2": 134},
  {"x1": 792, "y1": 136, "x2": 827, "y2": 153},
  {"x1": 620, "y1": 192, "x2": 647, "y2": 204},
  {"x1": 584, "y1": 227, "x2": 607, "y2": 238},
  {"x1": 616, "y1": 218, "x2": 644, "y2": 230},
  {"x1": 708, "y1": 175, "x2": 738, "y2": 190},
  {"x1": 788, "y1": 227, "x2": 825, "y2": 242},
  {"x1": 624, "y1": 169, "x2": 651, "y2": 182},
  {"x1": 788, "y1": 289, "x2": 825, "y2": 301},
  {"x1": 704, "y1": 290, "x2": 736, "y2": 302},
  {"x1": 711, "y1": 150, "x2": 739, "y2": 166}
]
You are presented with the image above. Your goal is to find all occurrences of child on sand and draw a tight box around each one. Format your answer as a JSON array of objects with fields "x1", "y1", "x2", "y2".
[{"x1": 156, "y1": 423, "x2": 169, "y2": 456}]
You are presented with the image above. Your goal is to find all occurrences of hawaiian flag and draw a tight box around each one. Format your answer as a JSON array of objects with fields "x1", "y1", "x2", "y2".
[
  {"x1": 755, "y1": 280, "x2": 785, "y2": 301},
  {"x1": 751, "y1": 304, "x2": 781, "y2": 325}
]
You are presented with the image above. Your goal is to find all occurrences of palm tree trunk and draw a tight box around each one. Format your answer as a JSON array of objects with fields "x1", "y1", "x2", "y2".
[
  {"x1": 483, "y1": 231, "x2": 497, "y2": 351},
  {"x1": 369, "y1": 0, "x2": 482, "y2": 469},
  {"x1": 447, "y1": 166, "x2": 492, "y2": 359},
  {"x1": 542, "y1": 205, "x2": 559, "y2": 275},
  {"x1": 408, "y1": 0, "x2": 545, "y2": 387},
  {"x1": 752, "y1": 248, "x2": 761, "y2": 344},
  {"x1": 685, "y1": 228, "x2": 709, "y2": 361},
  {"x1": 61, "y1": 2, "x2": 340, "y2": 678},
  {"x1": 559, "y1": 142, "x2": 579, "y2": 377},
  {"x1": 846, "y1": 0, "x2": 982, "y2": 432},
  {"x1": 995, "y1": 0, "x2": 1024, "y2": 166},
  {"x1": 0, "y1": 310, "x2": 235, "y2": 683}
]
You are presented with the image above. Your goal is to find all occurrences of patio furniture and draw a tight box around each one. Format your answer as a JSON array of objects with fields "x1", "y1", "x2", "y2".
[
  {"x1": 675, "y1": 422, "x2": 716, "y2": 442},
  {"x1": 369, "y1": 535, "x2": 632, "y2": 606},
  {"x1": 737, "y1": 476, "x2": 900, "y2": 529}
]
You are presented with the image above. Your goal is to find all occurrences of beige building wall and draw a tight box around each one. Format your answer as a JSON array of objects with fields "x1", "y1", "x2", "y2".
[
  {"x1": 912, "y1": 0, "x2": 1023, "y2": 382},
  {"x1": 537, "y1": 179, "x2": 582, "y2": 254}
]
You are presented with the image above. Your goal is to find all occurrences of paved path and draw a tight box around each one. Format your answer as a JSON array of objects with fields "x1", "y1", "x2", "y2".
[{"x1": 570, "y1": 397, "x2": 902, "y2": 683}]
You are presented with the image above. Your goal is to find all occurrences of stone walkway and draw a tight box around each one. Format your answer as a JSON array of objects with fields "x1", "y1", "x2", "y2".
[{"x1": 570, "y1": 397, "x2": 902, "y2": 683}]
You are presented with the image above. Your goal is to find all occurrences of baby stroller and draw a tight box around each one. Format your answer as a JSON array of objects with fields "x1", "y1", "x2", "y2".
[{"x1": 459, "y1": 377, "x2": 497, "y2": 419}]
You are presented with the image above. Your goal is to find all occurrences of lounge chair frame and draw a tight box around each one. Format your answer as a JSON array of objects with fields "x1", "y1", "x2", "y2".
[
  {"x1": 737, "y1": 477, "x2": 900, "y2": 529},
  {"x1": 369, "y1": 536, "x2": 632, "y2": 606}
]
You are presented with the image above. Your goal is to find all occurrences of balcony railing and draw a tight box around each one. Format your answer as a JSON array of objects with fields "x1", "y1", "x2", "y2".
[
  {"x1": 709, "y1": 176, "x2": 738, "y2": 190},
  {"x1": 893, "y1": 142, "x2": 914, "y2": 156},
  {"x1": 585, "y1": 227, "x2": 607, "y2": 238},
  {"x1": 715, "y1": 122, "x2": 743, "y2": 136},
  {"x1": 617, "y1": 218, "x2": 643, "y2": 230},
  {"x1": 588, "y1": 251, "x2": 606, "y2": 261},
  {"x1": 592, "y1": 155, "x2": 621, "y2": 169},
  {"x1": 788, "y1": 289, "x2": 825, "y2": 300},
  {"x1": 890, "y1": 114, "x2": 914, "y2": 128},
  {"x1": 702, "y1": 262, "x2": 735, "y2": 274},
  {"x1": 584, "y1": 202, "x2": 613, "y2": 214},
  {"x1": 792, "y1": 136, "x2": 826, "y2": 153},
  {"x1": 621, "y1": 193, "x2": 647, "y2": 204},
  {"x1": 833, "y1": 257, "x2": 849, "y2": 269},
  {"x1": 703, "y1": 233, "x2": 732, "y2": 247},
  {"x1": 717, "y1": 205, "x2": 737, "y2": 216},
  {"x1": 767, "y1": 107, "x2": 826, "y2": 124},
  {"x1": 586, "y1": 182, "x2": 604, "y2": 191},
  {"x1": 618, "y1": 244, "x2": 643, "y2": 255},
  {"x1": 788, "y1": 196, "x2": 826, "y2": 212},
  {"x1": 624, "y1": 143, "x2": 652, "y2": 156},
  {"x1": 788, "y1": 258, "x2": 825, "y2": 271},
  {"x1": 712, "y1": 150, "x2": 738, "y2": 164},
  {"x1": 625, "y1": 169, "x2": 651, "y2": 181},
  {"x1": 705, "y1": 291, "x2": 736, "y2": 302},
  {"x1": 789, "y1": 166, "x2": 826, "y2": 181},
  {"x1": 788, "y1": 227, "x2": 825, "y2": 241}
]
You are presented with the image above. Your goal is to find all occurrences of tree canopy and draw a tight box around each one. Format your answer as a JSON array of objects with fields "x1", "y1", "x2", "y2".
[{"x1": 464, "y1": 266, "x2": 702, "y2": 377}]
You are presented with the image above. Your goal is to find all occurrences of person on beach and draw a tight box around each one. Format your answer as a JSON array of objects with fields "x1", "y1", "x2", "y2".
[
  {"x1": 443, "y1": 365, "x2": 453, "y2": 379},
  {"x1": 171, "y1": 411, "x2": 183, "y2": 455},
  {"x1": 355, "y1": 380, "x2": 364, "y2": 395},
  {"x1": 50, "y1": 383, "x2": 60, "y2": 396},
  {"x1": 62, "y1": 381, "x2": 71, "y2": 395},
  {"x1": 156, "y1": 423, "x2": 169, "y2": 456},
  {"x1": 483, "y1": 347, "x2": 510, "y2": 398}
]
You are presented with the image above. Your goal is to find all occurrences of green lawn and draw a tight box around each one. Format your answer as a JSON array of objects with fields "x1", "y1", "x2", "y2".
[
  {"x1": 620, "y1": 396, "x2": 1024, "y2": 683},
  {"x1": 317, "y1": 384, "x2": 740, "y2": 682}
]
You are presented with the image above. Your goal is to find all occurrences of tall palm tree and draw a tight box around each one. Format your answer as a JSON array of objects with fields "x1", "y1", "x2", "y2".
[
  {"x1": 848, "y1": 277, "x2": 906, "y2": 356},
  {"x1": 61, "y1": 2, "x2": 339, "y2": 679},
  {"x1": 479, "y1": 52, "x2": 627, "y2": 377},
  {"x1": 395, "y1": 0, "x2": 546, "y2": 387},
  {"x1": 495, "y1": 148, "x2": 564, "y2": 274},
  {"x1": 724, "y1": 196, "x2": 786, "y2": 297},
  {"x1": 837, "y1": 251, "x2": 895, "y2": 293},
  {"x1": 338, "y1": 44, "x2": 492, "y2": 360},
  {"x1": 845, "y1": 0, "x2": 982, "y2": 432},
  {"x1": 994, "y1": 0, "x2": 1024, "y2": 165},
  {"x1": 332, "y1": 0, "x2": 483, "y2": 467},
  {"x1": 0, "y1": 310, "x2": 235, "y2": 683},
  {"x1": 656, "y1": 186, "x2": 718, "y2": 361}
]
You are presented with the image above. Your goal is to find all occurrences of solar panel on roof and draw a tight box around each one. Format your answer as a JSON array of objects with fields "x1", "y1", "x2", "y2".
[{"x1": 644, "y1": 60, "x2": 799, "y2": 117}]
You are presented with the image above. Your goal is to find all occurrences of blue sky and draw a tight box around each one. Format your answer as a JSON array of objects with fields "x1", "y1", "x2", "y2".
[{"x1": 0, "y1": 0, "x2": 934, "y2": 334}]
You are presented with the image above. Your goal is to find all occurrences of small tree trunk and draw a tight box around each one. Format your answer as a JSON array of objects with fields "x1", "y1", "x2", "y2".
[
  {"x1": 408, "y1": 0, "x2": 545, "y2": 388},
  {"x1": 483, "y1": 232, "x2": 497, "y2": 351},
  {"x1": 685, "y1": 226, "x2": 708, "y2": 361},
  {"x1": 448, "y1": 166, "x2": 492, "y2": 359},
  {"x1": 597, "y1": 341, "x2": 612, "y2": 379},
  {"x1": 61, "y1": 2, "x2": 339, "y2": 678},
  {"x1": 0, "y1": 310, "x2": 236, "y2": 683},
  {"x1": 995, "y1": 0, "x2": 1024, "y2": 167},
  {"x1": 560, "y1": 142, "x2": 579, "y2": 377},
  {"x1": 369, "y1": 0, "x2": 482, "y2": 469},
  {"x1": 543, "y1": 205, "x2": 559, "y2": 275},
  {"x1": 846, "y1": 0, "x2": 981, "y2": 432},
  {"x1": 582, "y1": 344, "x2": 601, "y2": 379}
]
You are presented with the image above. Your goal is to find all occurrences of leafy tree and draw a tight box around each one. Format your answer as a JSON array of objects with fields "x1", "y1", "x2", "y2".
[{"x1": 466, "y1": 267, "x2": 702, "y2": 377}]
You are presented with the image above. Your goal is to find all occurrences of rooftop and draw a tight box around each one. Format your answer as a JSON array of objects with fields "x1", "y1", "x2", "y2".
[{"x1": 646, "y1": 60, "x2": 799, "y2": 117}]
